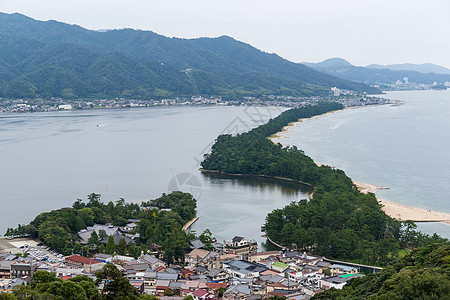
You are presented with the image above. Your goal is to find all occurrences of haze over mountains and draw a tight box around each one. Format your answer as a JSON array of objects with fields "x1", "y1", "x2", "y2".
[
  {"x1": 0, "y1": 12, "x2": 379, "y2": 100},
  {"x1": 303, "y1": 58, "x2": 450, "y2": 86},
  {"x1": 366, "y1": 63, "x2": 450, "y2": 75}
]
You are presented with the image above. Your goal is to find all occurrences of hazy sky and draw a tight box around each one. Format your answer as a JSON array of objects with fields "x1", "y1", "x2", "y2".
[{"x1": 2, "y1": 0, "x2": 450, "y2": 68}]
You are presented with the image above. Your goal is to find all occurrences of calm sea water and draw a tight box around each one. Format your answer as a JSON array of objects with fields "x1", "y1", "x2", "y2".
[
  {"x1": 0, "y1": 105, "x2": 310, "y2": 245},
  {"x1": 278, "y1": 90, "x2": 450, "y2": 239},
  {"x1": 2, "y1": 90, "x2": 449, "y2": 243}
]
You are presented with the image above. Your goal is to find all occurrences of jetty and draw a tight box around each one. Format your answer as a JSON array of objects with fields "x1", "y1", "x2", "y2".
[{"x1": 182, "y1": 216, "x2": 199, "y2": 231}]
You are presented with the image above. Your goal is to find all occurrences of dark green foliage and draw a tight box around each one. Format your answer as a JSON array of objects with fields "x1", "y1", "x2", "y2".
[
  {"x1": 105, "y1": 236, "x2": 115, "y2": 255},
  {"x1": 201, "y1": 104, "x2": 445, "y2": 265},
  {"x1": 117, "y1": 238, "x2": 128, "y2": 256},
  {"x1": 0, "y1": 12, "x2": 378, "y2": 100},
  {"x1": 7, "y1": 192, "x2": 196, "y2": 263},
  {"x1": 312, "y1": 242, "x2": 450, "y2": 300},
  {"x1": 95, "y1": 264, "x2": 139, "y2": 300}
]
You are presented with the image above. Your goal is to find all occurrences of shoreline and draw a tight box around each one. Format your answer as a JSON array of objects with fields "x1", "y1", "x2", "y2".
[
  {"x1": 269, "y1": 107, "x2": 450, "y2": 225},
  {"x1": 199, "y1": 169, "x2": 314, "y2": 188},
  {"x1": 268, "y1": 107, "x2": 354, "y2": 142}
]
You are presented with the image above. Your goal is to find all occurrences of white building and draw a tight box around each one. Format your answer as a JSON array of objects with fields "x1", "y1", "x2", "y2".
[
  {"x1": 331, "y1": 87, "x2": 341, "y2": 96},
  {"x1": 58, "y1": 104, "x2": 72, "y2": 110}
]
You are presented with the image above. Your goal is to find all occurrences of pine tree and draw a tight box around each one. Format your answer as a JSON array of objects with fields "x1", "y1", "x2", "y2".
[{"x1": 105, "y1": 236, "x2": 115, "y2": 254}]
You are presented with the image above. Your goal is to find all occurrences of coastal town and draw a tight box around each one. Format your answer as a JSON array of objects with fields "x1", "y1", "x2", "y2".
[
  {"x1": 0, "y1": 222, "x2": 371, "y2": 299},
  {"x1": 0, "y1": 91, "x2": 392, "y2": 114}
]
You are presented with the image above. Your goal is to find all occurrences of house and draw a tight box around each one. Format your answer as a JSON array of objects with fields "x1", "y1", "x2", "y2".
[
  {"x1": 271, "y1": 261, "x2": 289, "y2": 272},
  {"x1": 248, "y1": 251, "x2": 280, "y2": 263},
  {"x1": 140, "y1": 254, "x2": 166, "y2": 270},
  {"x1": 328, "y1": 264, "x2": 358, "y2": 276},
  {"x1": 55, "y1": 267, "x2": 85, "y2": 278},
  {"x1": 130, "y1": 279, "x2": 145, "y2": 294},
  {"x1": 64, "y1": 255, "x2": 105, "y2": 273},
  {"x1": 95, "y1": 253, "x2": 113, "y2": 263},
  {"x1": 190, "y1": 239, "x2": 206, "y2": 249},
  {"x1": 143, "y1": 271, "x2": 157, "y2": 294},
  {"x1": 315, "y1": 261, "x2": 331, "y2": 269},
  {"x1": 223, "y1": 260, "x2": 267, "y2": 280},
  {"x1": 318, "y1": 274, "x2": 363, "y2": 290},
  {"x1": 205, "y1": 282, "x2": 228, "y2": 294},
  {"x1": 124, "y1": 261, "x2": 150, "y2": 273},
  {"x1": 207, "y1": 253, "x2": 239, "y2": 270},
  {"x1": 169, "y1": 281, "x2": 184, "y2": 296},
  {"x1": 222, "y1": 284, "x2": 252, "y2": 300},
  {"x1": 156, "y1": 279, "x2": 171, "y2": 296},
  {"x1": 180, "y1": 269, "x2": 195, "y2": 279},
  {"x1": 224, "y1": 236, "x2": 257, "y2": 259},
  {"x1": 99, "y1": 232, "x2": 134, "y2": 246},
  {"x1": 10, "y1": 263, "x2": 35, "y2": 279},
  {"x1": 121, "y1": 223, "x2": 138, "y2": 233},
  {"x1": 206, "y1": 268, "x2": 229, "y2": 282},
  {"x1": 0, "y1": 261, "x2": 13, "y2": 279},
  {"x1": 185, "y1": 249, "x2": 210, "y2": 266},
  {"x1": 0, "y1": 278, "x2": 27, "y2": 293},
  {"x1": 77, "y1": 224, "x2": 120, "y2": 244},
  {"x1": 191, "y1": 288, "x2": 215, "y2": 300}
]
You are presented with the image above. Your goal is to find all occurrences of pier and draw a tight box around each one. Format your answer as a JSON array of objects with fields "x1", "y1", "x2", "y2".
[{"x1": 182, "y1": 216, "x2": 199, "y2": 231}]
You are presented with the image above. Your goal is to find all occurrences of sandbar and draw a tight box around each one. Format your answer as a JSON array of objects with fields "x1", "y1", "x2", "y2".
[{"x1": 270, "y1": 109, "x2": 450, "y2": 225}]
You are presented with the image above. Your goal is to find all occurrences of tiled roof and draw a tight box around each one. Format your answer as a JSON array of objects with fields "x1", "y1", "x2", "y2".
[{"x1": 65, "y1": 255, "x2": 102, "y2": 265}]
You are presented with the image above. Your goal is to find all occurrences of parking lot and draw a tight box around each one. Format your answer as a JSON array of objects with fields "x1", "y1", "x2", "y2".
[{"x1": 0, "y1": 237, "x2": 65, "y2": 263}]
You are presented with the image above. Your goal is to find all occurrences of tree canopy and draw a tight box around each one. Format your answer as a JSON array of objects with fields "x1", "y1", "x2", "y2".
[{"x1": 201, "y1": 103, "x2": 447, "y2": 265}]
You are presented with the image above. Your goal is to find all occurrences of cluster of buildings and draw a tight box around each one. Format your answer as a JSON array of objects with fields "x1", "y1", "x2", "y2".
[
  {"x1": 0, "y1": 91, "x2": 394, "y2": 114},
  {"x1": 0, "y1": 234, "x2": 367, "y2": 299}
]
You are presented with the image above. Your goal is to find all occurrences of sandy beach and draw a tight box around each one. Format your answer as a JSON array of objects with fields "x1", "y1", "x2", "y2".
[
  {"x1": 354, "y1": 182, "x2": 450, "y2": 225},
  {"x1": 269, "y1": 109, "x2": 345, "y2": 142},
  {"x1": 270, "y1": 109, "x2": 450, "y2": 225}
]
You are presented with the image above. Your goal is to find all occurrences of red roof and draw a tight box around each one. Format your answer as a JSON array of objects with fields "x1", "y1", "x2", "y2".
[
  {"x1": 65, "y1": 255, "x2": 102, "y2": 265},
  {"x1": 155, "y1": 265, "x2": 166, "y2": 272},
  {"x1": 205, "y1": 282, "x2": 227, "y2": 290},
  {"x1": 61, "y1": 275, "x2": 72, "y2": 281},
  {"x1": 193, "y1": 289, "x2": 209, "y2": 297}
]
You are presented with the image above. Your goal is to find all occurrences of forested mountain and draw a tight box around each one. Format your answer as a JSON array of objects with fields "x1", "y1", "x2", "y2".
[
  {"x1": 304, "y1": 58, "x2": 450, "y2": 85},
  {"x1": 0, "y1": 12, "x2": 379, "y2": 100}
]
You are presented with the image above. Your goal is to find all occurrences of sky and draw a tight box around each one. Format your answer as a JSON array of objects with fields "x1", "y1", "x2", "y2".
[{"x1": 1, "y1": 0, "x2": 450, "y2": 68}]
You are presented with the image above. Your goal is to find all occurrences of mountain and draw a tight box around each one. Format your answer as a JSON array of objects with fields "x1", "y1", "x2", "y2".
[
  {"x1": 367, "y1": 63, "x2": 450, "y2": 75},
  {"x1": 0, "y1": 12, "x2": 379, "y2": 100},
  {"x1": 303, "y1": 57, "x2": 352, "y2": 69},
  {"x1": 305, "y1": 58, "x2": 450, "y2": 86}
]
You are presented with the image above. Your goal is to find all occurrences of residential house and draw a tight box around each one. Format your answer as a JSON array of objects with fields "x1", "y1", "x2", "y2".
[
  {"x1": 64, "y1": 255, "x2": 105, "y2": 273},
  {"x1": 140, "y1": 254, "x2": 166, "y2": 270},
  {"x1": 248, "y1": 251, "x2": 280, "y2": 263},
  {"x1": 224, "y1": 237, "x2": 257, "y2": 259},
  {"x1": 190, "y1": 239, "x2": 206, "y2": 249},
  {"x1": 328, "y1": 264, "x2": 358, "y2": 276},
  {"x1": 185, "y1": 249, "x2": 210, "y2": 267},
  {"x1": 206, "y1": 268, "x2": 229, "y2": 283},
  {"x1": 0, "y1": 261, "x2": 13, "y2": 279},
  {"x1": 318, "y1": 274, "x2": 363, "y2": 290}
]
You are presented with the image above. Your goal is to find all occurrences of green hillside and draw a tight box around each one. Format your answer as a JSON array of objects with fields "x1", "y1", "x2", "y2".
[
  {"x1": 312, "y1": 242, "x2": 450, "y2": 300},
  {"x1": 0, "y1": 12, "x2": 379, "y2": 100}
]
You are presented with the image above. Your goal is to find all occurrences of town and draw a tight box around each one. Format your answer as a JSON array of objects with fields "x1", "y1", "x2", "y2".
[
  {"x1": 0, "y1": 90, "x2": 392, "y2": 114},
  {"x1": 0, "y1": 220, "x2": 374, "y2": 299}
]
